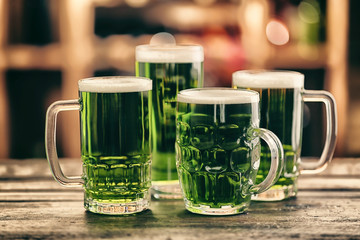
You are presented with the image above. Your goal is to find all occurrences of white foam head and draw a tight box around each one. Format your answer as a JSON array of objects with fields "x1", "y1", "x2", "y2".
[
  {"x1": 232, "y1": 70, "x2": 304, "y2": 89},
  {"x1": 136, "y1": 32, "x2": 204, "y2": 63},
  {"x1": 78, "y1": 76, "x2": 152, "y2": 93},
  {"x1": 177, "y1": 88, "x2": 259, "y2": 104}
]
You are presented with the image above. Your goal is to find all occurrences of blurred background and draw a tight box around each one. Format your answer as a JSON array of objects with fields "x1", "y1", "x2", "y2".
[{"x1": 0, "y1": 0, "x2": 358, "y2": 160}]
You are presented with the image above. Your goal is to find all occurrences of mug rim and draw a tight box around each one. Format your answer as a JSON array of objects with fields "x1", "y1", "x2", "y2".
[
  {"x1": 78, "y1": 76, "x2": 152, "y2": 93},
  {"x1": 177, "y1": 87, "x2": 259, "y2": 104},
  {"x1": 232, "y1": 70, "x2": 304, "y2": 89}
]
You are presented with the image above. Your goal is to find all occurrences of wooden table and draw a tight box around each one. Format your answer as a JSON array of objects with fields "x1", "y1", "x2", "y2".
[{"x1": 1, "y1": 158, "x2": 360, "y2": 239}]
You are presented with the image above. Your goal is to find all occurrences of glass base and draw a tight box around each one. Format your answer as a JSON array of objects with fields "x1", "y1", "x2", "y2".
[
  {"x1": 84, "y1": 194, "x2": 150, "y2": 215},
  {"x1": 151, "y1": 180, "x2": 183, "y2": 200},
  {"x1": 252, "y1": 183, "x2": 297, "y2": 201},
  {"x1": 184, "y1": 199, "x2": 250, "y2": 216}
]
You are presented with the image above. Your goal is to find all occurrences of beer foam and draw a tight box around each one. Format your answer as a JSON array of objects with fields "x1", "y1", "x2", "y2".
[
  {"x1": 136, "y1": 33, "x2": 204, "y2": 63},
  {"x1": 78, "y1": 76, "x2": 152, "y2": 93},
  {"x1": 232, "y1": 70, "x2": 304, "y2": 89},
  {"x1": 177, "y1": 88, "x2": 259, "y2": 104}
]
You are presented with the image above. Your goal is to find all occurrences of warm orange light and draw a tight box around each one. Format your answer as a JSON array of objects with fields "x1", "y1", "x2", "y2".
[
  {"x1": 125, "y1": 0, "x2": 149, "y2": 8},
  {"x1": 244, "y1": 1, "x2": 264, "y2": 31},
  {"x1": 169, "y1": 5, "x2": 204, "y2": 27},
  {"x1": 193, "y1": 0, "x2": 216, "y2": 6},
  {"x1": 266, "y1": 19, "x2": 290, "y2": 46}
]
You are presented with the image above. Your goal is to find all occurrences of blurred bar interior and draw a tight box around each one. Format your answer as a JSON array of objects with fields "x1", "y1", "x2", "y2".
[{"x1": 0, "y1": 0, "x2": 359, "y2": 159}]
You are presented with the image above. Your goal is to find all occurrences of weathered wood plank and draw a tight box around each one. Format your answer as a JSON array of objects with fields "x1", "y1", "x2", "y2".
[
  {"x1": 0, "y1": 158, "x2": 82, "y2": 179},
  {"x1": 0, "y1": 158, "x2": 359, "y2": 239},
  {"x1": 301, "y1": 157, "x2": 360, "y2": 176},
  {"x1": 0, "y1": 191, "x2": 359, "y2": 240},
  {"x1": 0, "y1": 179, "x2": 66, "y2": 191},
  {"x1": 1, "y1": 177, "x2": 359, "y2": 192},
  {"x1": 1, "y1": 158, "x2": 360, "y2": 179},
  {"x1": 298, "y1": 176, "x2": 360, "y2": 190},
  {"x1": 0, "y1": 191, "x2": 83, "y2": 201}
]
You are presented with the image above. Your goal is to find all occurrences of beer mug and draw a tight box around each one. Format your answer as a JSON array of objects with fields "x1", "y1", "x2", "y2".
[
  {"x1": 232, "y1": 70, "x2": 337, "y2": 201},
  {"x1": 136, "y1": 33, "x2": 204, "y2": 199},
  {"x1": 45, "y1": 76, "x2": 152, "y2": 214},
  {"x1": 175, "y1": 88, "x2": 284, "y2": 215}
]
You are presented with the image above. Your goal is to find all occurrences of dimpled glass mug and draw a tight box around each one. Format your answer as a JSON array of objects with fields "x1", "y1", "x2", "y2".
[
  {"x1": 232, "y1": 70, "x2": 337, "y2": 201},
  {"x1": 175, "y1": 88, "x2": 284, "y2": 215},
  {"x1": 45, "y1": 76, "x2": 152, "y2": 215}
]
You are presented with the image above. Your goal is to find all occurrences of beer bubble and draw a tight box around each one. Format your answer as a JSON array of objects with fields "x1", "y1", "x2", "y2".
[{"x1": 150, "y1": 32, "x2": 176, "y2": 46}]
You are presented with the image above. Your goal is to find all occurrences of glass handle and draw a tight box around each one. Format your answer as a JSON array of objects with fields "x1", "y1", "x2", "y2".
[
  {"x1": 249, "y1": 128, "x2": 284, "y2": 194},
  {"x1": 300, "y1": 90, "x2": 337, "y2": 174},
  {"x1": 45, "y1": 100, "x2": 83, "y2": 186}
]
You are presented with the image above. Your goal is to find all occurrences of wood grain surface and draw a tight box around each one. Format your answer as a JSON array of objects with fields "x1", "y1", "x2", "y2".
[{"x1": 0, "y1": 158, "x2": 359, "y2": 240}]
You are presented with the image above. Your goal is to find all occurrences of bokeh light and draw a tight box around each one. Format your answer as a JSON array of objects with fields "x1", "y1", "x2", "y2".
[
  {"x1": 298, "y1": 0, "x2": 320, "y2": 24},
  {"x1": 266, "y1": 19, "x2": 290, "y2": 46},
  {"x1": 124, "y1": 0, "x2": 149, "y2": 8}
]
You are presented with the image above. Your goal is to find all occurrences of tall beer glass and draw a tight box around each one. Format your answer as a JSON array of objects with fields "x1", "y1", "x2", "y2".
[
  {"x1": 46, "y1": 76, "x2": 152, "y2": 214},
  {"x1": 136, "y1": 33, "x2": 204, "y2": 199},
  {"x1": 176, "y1": 88, "x2": 284, "y2": 215},
  {"x1": 232, "y1": 70, "x2": 337, "y2": 201}
]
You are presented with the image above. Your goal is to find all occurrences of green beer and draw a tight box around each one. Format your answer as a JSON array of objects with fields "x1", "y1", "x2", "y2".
[
  {"x1": 135, "y1": 63, "x2": 203, "y2": 180},
  {"x1": 136, "y1": 35, "x2": 204, "y2": 199},
  {"x1": 45, "y1": 76, "x2": 153, "y2": 215},
  {"x1": 176, "y1": 88, "x2": 283, "y2": 215},
  {"x1": 233, "y1": 72, "x2": 303, "y2": 200},
  {"x1": 233, "y1": 70, "x2": 337, "y2": 201},
  {"x1": 252, "y1": 88, "x2": 302, "y2": 197}
]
